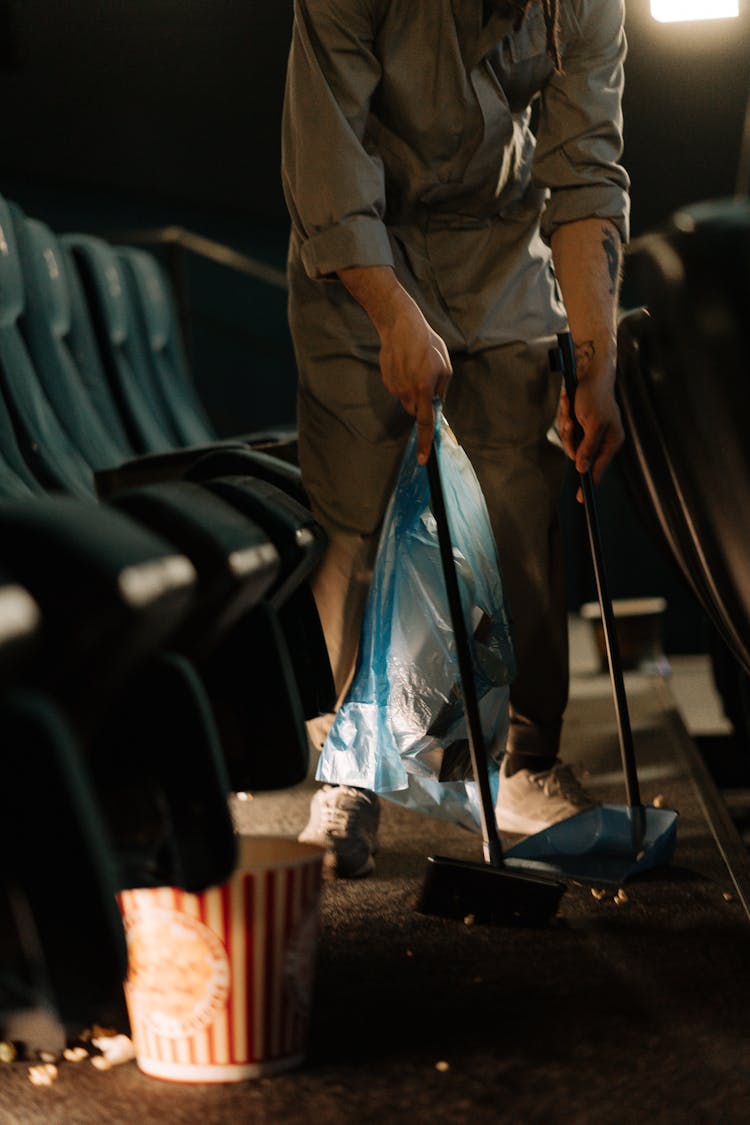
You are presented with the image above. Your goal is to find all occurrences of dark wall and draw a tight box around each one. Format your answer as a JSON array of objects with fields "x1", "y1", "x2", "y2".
[{"x1": 1, "y1": 0, "x2": 294, "y2": 222}]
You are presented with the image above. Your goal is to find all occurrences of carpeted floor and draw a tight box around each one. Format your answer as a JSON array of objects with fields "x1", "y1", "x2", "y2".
[{"x1": 2, "y1": 672, "x2": 750, "y2": 1124}]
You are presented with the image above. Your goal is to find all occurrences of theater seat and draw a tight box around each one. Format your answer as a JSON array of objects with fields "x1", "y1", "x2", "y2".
[
  {"x1": 107, "y1": 479, "x2": 280, "y2": 659},
  {"x1": 118, "y1": 245, "x2": 216, "y2": 447},
  {"x1": 63, "y1": 233, "x2": 177, "y2": 454},
  {"x1": 12, "y1": 207, "x2": 129, "y2": 471},
  {"x1": 89, "y1": 650, "x2": 239, "y2": 893},
  {"x1": 186, "y1": 456, "x2": 335, "y2": 718},
  {"x1": 114, "y1": 244, "x2": 298, "y2": 453},
  {"x1": 0, "y1": 578, "x2": 126, "y2": 1025},
  {"x1": 96, "y1": 440, "x2": 310, "y2": 509},
  {"x1": 0, "y1": 690, "x2": 128, "y2": 1024},
  {"x1": 1, "y1": 198, "x2": 325, "y2": 788},
  {"x1": 0, "y1": 498, "x2": 243, "y2": 892},
  {"x1": 0, "y1": 197, "x2": 93, "y2": 497},
  {"x1": 620, "y1": 199, "x2": 750, "y2": 679},
  {"x1": 0, "y1": 497, "x2": 198, "y2": 732},
  {"x1": 64, "y1": 230, "x2": 301, "y2": 483}
]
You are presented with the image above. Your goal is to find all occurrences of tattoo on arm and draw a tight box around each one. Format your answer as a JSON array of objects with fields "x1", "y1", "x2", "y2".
[
  {"x1": 574, "y1": 339, "x2": 595, "y2": 378},
  {"x1": 602, "y1": 226, "x2": 620, "y2": 295}
]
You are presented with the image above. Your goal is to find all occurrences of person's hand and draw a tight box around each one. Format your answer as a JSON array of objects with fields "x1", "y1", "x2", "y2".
[
  {"x1": 378, "y1": 304, "x2": 452, "y2": 464},
  {"x1": 336, "y1": 265, "x2": 452, "y2": 464},
  {"x1": 558, "y1": 376, "x2": 624, "y2": 502}
]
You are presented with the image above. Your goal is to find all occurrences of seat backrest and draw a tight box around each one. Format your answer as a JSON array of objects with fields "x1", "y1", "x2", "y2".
[
  {"x1": 62, "y1": 233, "x2": 177, "y2": 455},
  {"x1": 0, "y1": 495, "x2": 198, "y2": 729},
  {"x1": 61, "y1": 240, "x2": 134, "y2": 455},
  {"x1": 118, "y1": 246, "x2": 215, "y2": 446},
  {"x1": 0, "y1": 690, "x2": 128, "y2": 1024},
  {"x1": 625, "y1": 199, "x2": 750, "y2": 673},
  {"x1": 0, "y1": 208, "x2": 45, "y2": 497},
  {"x1": 0, "y1": 195, "x2": 93, "y2": 499},
  {"x1": 11, "y1": 209, "x2": 129, "y2": 472}
]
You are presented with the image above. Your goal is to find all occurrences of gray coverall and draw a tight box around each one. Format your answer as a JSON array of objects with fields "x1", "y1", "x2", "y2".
[{"x1": 282, "y1": 0, "x2": 630, "y2": 761}]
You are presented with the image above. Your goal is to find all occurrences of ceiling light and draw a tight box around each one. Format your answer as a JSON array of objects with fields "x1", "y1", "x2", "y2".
[{"x1": 651, "y1": 0, "x2": 739, "y2": 20}]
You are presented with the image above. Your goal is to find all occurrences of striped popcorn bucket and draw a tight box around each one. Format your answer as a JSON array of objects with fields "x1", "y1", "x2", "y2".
[{"x1": 118, "y1": 836, "x2": 324, "y2": 1082}]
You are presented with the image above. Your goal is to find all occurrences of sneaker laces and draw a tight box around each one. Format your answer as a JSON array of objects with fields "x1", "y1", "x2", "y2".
[
  {"x1": 320, "y1": 787, "x2": 376, "y2": 839},
  {"x1": 536, "y1": 763, "x2": 592, "y2": 807}
]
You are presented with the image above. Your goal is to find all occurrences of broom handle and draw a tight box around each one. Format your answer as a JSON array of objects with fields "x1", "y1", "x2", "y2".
[
  {"x1": 427, "y1": 444, "x2": 504, "y2": 867},
  {"x1": 554, "y1": 333, "x2": 641, "y2": 809}
]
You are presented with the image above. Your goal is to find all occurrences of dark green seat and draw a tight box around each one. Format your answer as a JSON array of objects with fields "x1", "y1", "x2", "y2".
[
  {"x1": 11, "y1": 206, "x2": 129, "y2": 471},
  {"x1": 4, "y1": 201, "x2": 314, "y2": 787},
  {"x1": 0, "y1": 497, "x2": 242, "y2": 891},
  {"x1": 63, "y1": 234, "x2": 134, "y2": 456},
  {"x1": 103, "y1": 477, "x2": 312, "y2": 792},
  {"x1": 186, "y1": 458, "x2": 335, "y2": 718},
  {"x1": 7, "y1": 207, "x2": 287, "y2": 648},
  {"x1": 0, "y1": 501, "x2": 242, "y2": 892},
  {"x1": 118, "y1": 246, "x2": 216, "y2": 447},
  {"x1": 61, "y1": 231, "x2": 300, "y2": 495},
  {"x1": 63, "y1": 233, "x2": 176, "y2": 454},
  {"x1": 191, "y1": 468, "x2": 324, "y2": 601},
  {"x1": 0, "y1": 690, "x2": 128, "y2": 1024},
  {"x1": 96, "y1": 441, "x2": 310, "y2": 509},
  {"x1": 89, "y1": 651, "x2": 238, "y2": 893},
  {"x1": 57, "y1": 230, "x2": 329, "y2": 739},
  {"x1": 0, "y1": 196, "x2": 93, "y2": 498},
  {"x1": 108, "y1": 479, "x2": 280, "y2": 660},
  {"x1": 66, "y1": 234, "x2": 290, "y2": 459},
  {"x1": 2, "y1": 197, "x2": 321, "y2": 796},
  {"x1": 108, "y1": 478, "x2": 314, "y2": 791},
  {"x1": 0, "y1": 496, "x2": 197, "y2": 734},
  {"x1": 0, "y1": 577, "x2": 126, "y2": 1024}
]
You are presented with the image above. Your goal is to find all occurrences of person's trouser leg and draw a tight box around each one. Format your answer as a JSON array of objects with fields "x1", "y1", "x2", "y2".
[
  {"x1": 446, "y1": 338, "x2": 569, "y2": 767},
  {"x1": 305, "y1": 527, "x2": 380, "y2": 750},
  {"x1": 291, "y1": 294, "x2": 411, "y2": 874},
  {"x1": 291, "y1": 277, "x2": 413, "y2": 750}
]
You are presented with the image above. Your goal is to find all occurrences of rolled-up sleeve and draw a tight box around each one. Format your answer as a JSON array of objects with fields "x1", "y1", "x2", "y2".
[
  {"x1": 532, "y1": 0, "x2": 630, "y2": 245},
  {"x1": 282, "y1": 0, "x2": 393, "y2": 279}
]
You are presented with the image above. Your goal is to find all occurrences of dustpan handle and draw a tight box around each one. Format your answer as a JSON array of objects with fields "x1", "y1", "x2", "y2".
[
  {"x1": 427, "y1": 439, "x2": 504, "y2": 866},
  {"x1": 552, "y1": 332, "x2": 641, "y2": 809}
]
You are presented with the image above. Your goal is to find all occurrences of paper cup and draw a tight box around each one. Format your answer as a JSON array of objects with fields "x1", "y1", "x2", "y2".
[
  {"x1": 580, "y1": 597, "x2": 669, "y2": 674},
  {"x1": 118, "y1": 835, "x2": 324, "y2": 1083}
]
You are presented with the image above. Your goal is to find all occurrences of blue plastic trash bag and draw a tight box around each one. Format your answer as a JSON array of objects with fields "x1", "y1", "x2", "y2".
[{"x1": 317, "y1": 408, "x2": 515, "y2": 832}]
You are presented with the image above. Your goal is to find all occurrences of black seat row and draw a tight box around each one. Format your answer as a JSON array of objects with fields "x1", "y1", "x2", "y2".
[
  {"x1": 0, "y1": 191, "x2": 334, "y2": 1029},
  {"x1": 617, "y1": 198, "x2": 750, "y2": 733}
]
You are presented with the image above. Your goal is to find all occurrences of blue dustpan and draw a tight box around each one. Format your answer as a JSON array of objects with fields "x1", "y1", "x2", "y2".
[
  {"x1": 505, "y1": 803, "x2": 679, "y2": 885},
  {"x1": 503, "y1": 336, "x2": 680, "y2": 886}
]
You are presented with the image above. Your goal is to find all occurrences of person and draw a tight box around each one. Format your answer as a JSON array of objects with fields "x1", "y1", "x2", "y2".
[{"x1": 282, "y1": 0, "x2": 629, "y2": 877}]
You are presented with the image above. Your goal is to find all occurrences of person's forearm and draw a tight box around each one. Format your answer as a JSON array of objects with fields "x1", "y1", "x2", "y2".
[
  {"x1": 550, "y1": 218, "x2": 622, "y2": 385},
  {"x1": 550, "y1": 218, "x2": 625, "y2": 491},
  {"x1": 337, "y1": 265, "x2": 417, "y2": 332}
]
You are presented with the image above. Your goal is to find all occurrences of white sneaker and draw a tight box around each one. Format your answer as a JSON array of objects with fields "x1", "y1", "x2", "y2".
[
  {"x1": 298, "y1": 785, "x2": 380, "y2": 878},
  {"x1": 495, "y1": 757, "x2": 596, "y2": 835}
]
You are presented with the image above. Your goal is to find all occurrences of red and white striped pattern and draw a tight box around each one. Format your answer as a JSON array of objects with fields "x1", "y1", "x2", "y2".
[{"x1": 118, "y1": 847, "x2": 323, "y2": 1083}]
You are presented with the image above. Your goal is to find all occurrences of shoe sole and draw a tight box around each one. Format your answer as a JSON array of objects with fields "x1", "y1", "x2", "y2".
[
  {"x1": 496, "y1": 803, "x2": 597, "y2": 836},
  {"x1": 324, "y1": 853, "x2": 375, "y2": 880},
  {"x1": 299, "y1": 833, "x2": 377, "y2": 880},
  {"x1": 495, "y1": 807, "x2": 555, "y2": 835}
]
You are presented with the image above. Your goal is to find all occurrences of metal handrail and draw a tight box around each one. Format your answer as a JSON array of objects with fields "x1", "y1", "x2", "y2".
[{"x1": 110, "y1": 224, "x2": 288, "y2": 291}]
